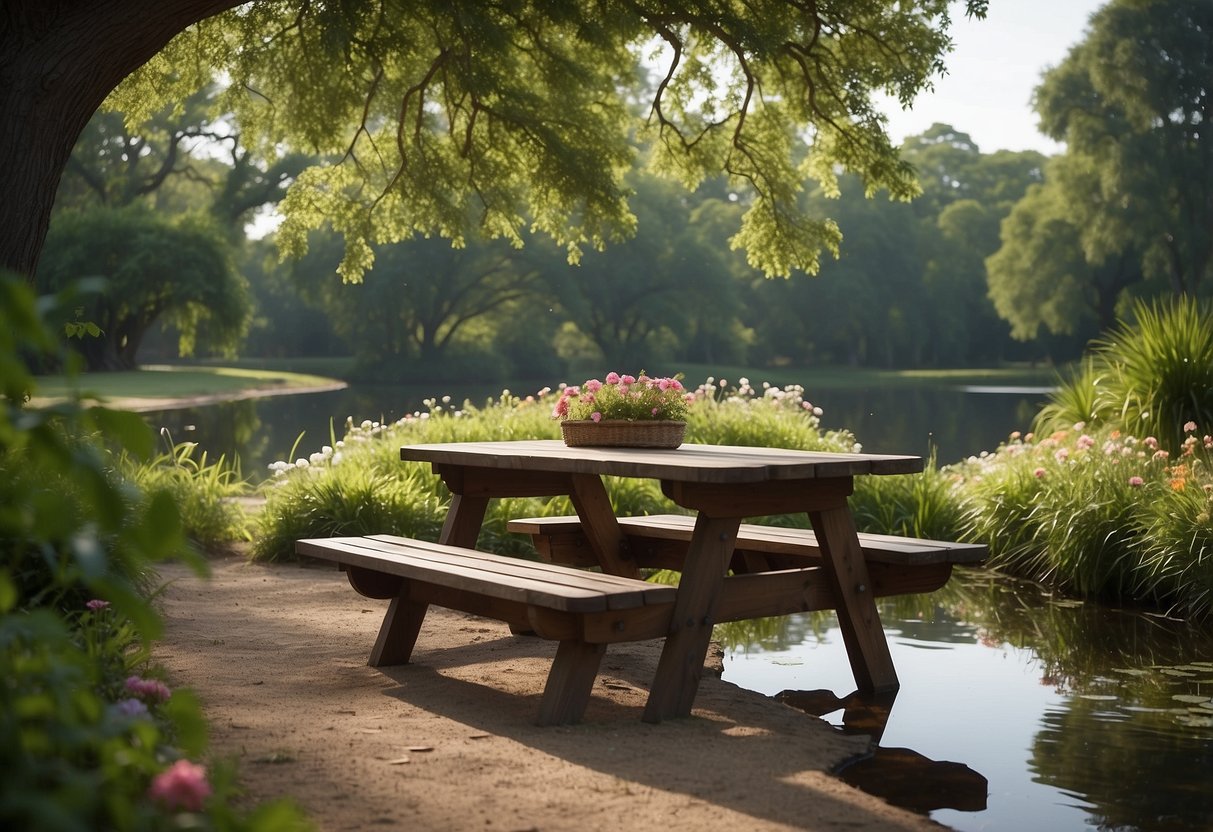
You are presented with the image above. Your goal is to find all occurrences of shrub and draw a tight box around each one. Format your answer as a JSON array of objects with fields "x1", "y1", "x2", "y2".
[
  {"x1": 119, "y1": 437, "x2": 253, "y2": 550},
  {"x1": 953, "y1": 423, "x2": 1213, "y2": 615}
]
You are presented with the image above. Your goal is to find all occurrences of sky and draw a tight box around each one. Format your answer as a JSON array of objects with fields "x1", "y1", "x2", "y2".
[{"x1": 879, "y1": 0, "x2": 1109, "y2": 155}]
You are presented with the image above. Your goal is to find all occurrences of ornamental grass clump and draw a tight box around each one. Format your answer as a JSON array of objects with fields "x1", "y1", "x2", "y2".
[
  {"x1": 553, "y1": 372, "x2": 691, "y2": 423},
  {"x1": 952, "y1": 421, "x2": 1213, "y2": 617},
  {"x1": 1035, "y1": 296, "x2": 1213, "y2": 453}
]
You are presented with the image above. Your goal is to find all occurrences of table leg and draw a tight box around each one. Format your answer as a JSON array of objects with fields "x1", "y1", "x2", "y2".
[
  {"x1": 569, "y1": 473, "x2": 639, "y2": 578},
  {"x1": 809, "y1": 506, "x2": 899, "y2": 693},
  {"x1": 642, "y1": 514, "x2": 740, "y2": 723},
  {"x1": 439, "y1": 493, "x2": 491, "y2": 547},
  {"x1": 368, "y1": 493, "x2": 491, "y2": 665}
]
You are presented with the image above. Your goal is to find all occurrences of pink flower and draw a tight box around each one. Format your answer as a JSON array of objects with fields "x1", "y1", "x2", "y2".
[
  {"x1": 148, "y1": 760, "x2": 212, "y2": 813},
  {"x1": 1184, "y1": 421, "x2": 1198, "y2": 433},
  {"x1": 125, "y1": 676, "x2": 172, "y2": 702},
  {"x1": 1054, "y1": 448, "x2": 1069, "y2": 463},
  {"x1": 85, "y1": 599, "x2": 110, "y2": 611},
  {"x1": 1128, "y1": 476, "x2": 1144, "y2": 487},
  {"x1": 590, "y1": 412, "x2": 602, "y2": 423},
  {"x1": 604, "y1": 372, "x2": 620, "y2": 384},
  {"x1": 651, "y1": 407, "x2": 659, "y2": 416},
  {"x1": 1076, "y1": 434, "x2": 1095, "y2": 450},
  {"x1": 1145, "y1": 436, "x2": 1159, "y2": 449},
  {"x1": 620, "y1": 374, "x2": 636, "y2": 385},
  {"x1": 584, "y1": 379, "x2": 602, "y2": 393},
  {"x1": 1153, "y1": 450, "x2": 1169, "y2": 461},
  {"x1": 1033, "y1": 467, "x2": 1046, "y2": 479}
]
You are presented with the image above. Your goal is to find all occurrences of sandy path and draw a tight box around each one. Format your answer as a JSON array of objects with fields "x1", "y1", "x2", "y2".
[{"x1": 154, "y1": 553, "x2": 949, "y2": 832}]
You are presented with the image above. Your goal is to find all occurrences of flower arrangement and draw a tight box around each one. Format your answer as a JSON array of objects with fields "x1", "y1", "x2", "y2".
[
  {"x1": 553, "y1": 372, "x2": 692, "y2": 448},
  {"x1": 553, "y1": 371, "x2": 691, "y2": 423}
]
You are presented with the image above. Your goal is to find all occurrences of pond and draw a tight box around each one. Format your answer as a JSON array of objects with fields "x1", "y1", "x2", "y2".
[
  {"x1": 141, "y1": 380, "x2": 1213, "y2": 830},
  {"x1": 145, "y1": 378, "x2": 1053, "y2": 477},
  {"x1": 722, "y1": 570, "x2": 1213, "y2": 831}
]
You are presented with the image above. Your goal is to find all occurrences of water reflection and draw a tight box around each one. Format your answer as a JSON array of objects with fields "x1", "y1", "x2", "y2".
[
  {"x1": 779, "y1": 688, "x2": 988, "y2": 814},
  {"x1": 719, "y1": 570, "x2": 1213, "y2": 831}
]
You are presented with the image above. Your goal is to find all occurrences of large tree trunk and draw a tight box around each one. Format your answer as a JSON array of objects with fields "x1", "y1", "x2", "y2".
[{"x1": 0, "y1": 0, "x2": 241, "y2": 278}]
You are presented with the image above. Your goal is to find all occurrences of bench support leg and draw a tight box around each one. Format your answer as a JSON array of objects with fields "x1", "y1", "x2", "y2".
[
  {"x1": 369, "y1": 597, "x2": 428, "y2": 667},
  {"x1": 537, "y1": 640, "x2": 606, "y2": 726}
]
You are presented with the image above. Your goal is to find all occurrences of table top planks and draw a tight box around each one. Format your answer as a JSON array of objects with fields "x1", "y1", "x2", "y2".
[{"x1": 399, "y1": 440, "x2": 922, "y2": 483}]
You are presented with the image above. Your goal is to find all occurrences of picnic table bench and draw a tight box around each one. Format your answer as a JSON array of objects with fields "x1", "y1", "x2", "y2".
[
  {"x1": 506, "y1": 513, "x2": 986, "y2": 599},
  {"x1": 296, "y1": 534, "x2": 675, "y2": 725}
]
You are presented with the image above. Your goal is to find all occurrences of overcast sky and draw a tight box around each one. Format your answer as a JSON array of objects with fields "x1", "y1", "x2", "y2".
[{"x1": 879, "y1": 0, "x2": 1108, "y2": 155}]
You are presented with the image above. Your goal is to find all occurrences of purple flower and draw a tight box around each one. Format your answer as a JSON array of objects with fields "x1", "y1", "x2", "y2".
[
  {"x1": 85, "y1": 599, "x2": 110, "y2": 612},
  {"x1": 1033, "y1": 467, "x2": 1047, "y2": 479},
  {"x1": 111, "y1": 698, "x2": 149, "y2": 719},
  {"x1": 1128, "y1": 476, "x2": 1145, "y2": 487}
]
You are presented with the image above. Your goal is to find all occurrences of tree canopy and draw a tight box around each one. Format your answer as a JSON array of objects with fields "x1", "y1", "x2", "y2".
[
  {"x1": 2, "y1": 0, "x2": 987, "y2": 282},
  {"x1": 997, "y1": 0, "x2": 1213, "y2": 310}
]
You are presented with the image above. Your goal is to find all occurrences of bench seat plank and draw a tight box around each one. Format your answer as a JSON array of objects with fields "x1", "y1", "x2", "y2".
[
  {"x1": 506, "y1": 513, "x2": 987, "y2": 567},
  {"x1": 297, "y1": 536, "x2": 675, "y2": 613}
]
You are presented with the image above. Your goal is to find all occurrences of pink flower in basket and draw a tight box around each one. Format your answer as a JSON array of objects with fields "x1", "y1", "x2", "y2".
[{"x1": 553, "y1": 371, "x2": 691, "y2": 423}]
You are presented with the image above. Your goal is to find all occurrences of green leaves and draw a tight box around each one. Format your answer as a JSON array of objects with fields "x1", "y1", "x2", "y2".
[{"x1": 117, "y1": 0, "x2": 977, "y2": 281}]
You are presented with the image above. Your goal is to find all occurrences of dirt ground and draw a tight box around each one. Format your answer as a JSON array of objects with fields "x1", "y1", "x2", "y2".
[{"x1": 154, "y1": 551, "x2": 951, "y2": 832}]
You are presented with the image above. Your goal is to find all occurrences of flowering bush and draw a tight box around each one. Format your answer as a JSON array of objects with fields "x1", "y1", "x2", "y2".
[
  {"x1": 552, "y1": 371, "x2": 692, "y2": 423},
  {"x1": 951, "y1": 420, "x2": 1213, "y2": 614}
]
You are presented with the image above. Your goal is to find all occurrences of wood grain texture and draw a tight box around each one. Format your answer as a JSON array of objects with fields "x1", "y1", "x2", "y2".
[
  {"x1": 402, "y1": 441, "x2": 922, "y2": 484},
  {"x1": 507, "y1": 514, "x2": 988, "y2": 566}
]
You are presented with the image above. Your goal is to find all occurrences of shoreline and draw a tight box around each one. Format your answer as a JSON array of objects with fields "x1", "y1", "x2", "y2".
[{"x1": 29, "y1": 379, "x2": 348, "y2": 414}]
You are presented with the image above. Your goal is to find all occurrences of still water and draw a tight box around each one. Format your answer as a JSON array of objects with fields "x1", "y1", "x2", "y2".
[
  {"x1": 146, "y1": 379, "x2": 1052, "y2": 476},
  {"x1": 142, "y1": 381, "x2": 1213, "y2": 831},
  {"x1": 723, "y1": 571, "x2": 1213, "y2": 831}
]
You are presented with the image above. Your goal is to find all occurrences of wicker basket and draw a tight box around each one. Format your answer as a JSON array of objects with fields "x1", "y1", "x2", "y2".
[{"x1": 560, "y1": 419, "x2": 686, "y2": 449}]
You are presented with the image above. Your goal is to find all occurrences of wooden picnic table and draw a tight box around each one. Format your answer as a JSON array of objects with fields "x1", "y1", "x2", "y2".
[{"x1": 398, "y1": 439, "x2": 923, "y2": 723}]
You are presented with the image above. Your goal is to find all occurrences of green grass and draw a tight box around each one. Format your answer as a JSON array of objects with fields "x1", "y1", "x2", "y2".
[
  {"x1": 183, "y1": 355, "x2": 359, "y2": 378},
  {"x1": 31, "y1": 364, "x2": 344, "y2": 408}
]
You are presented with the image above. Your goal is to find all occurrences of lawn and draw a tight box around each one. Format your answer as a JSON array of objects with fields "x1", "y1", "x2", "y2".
[{"x1": 31, "y1": 364, "x2": 346, "y2": 410}]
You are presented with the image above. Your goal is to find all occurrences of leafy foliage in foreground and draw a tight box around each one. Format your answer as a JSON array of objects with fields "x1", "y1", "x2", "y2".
[
  {"x1": 955, "y1": 425, "x2": 1213, "y2": 613},
  {"x1": 1, "y1": 271, "x2": 310, "y2": 831}
]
